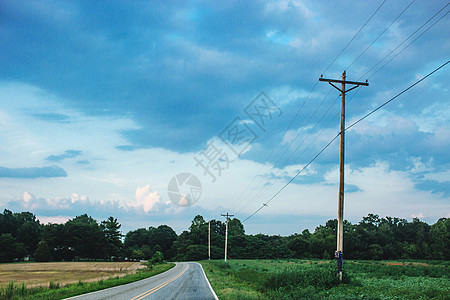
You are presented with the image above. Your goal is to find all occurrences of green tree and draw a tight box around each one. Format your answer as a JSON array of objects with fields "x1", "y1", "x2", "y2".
[
  {"x1": 151, "y1": 225, "x2": 177, "y2": 258},
  {"x1": 41, "y1": 223, "x2": 73, "y2": 261},
  {"x1": 15, "y1": 212, "x2": 41, "y2": 256},
  {"x1": 150, "y1": 251, "x2": 164, "y2": 265},
  {"x1": 369, "y1": 244, "x2": 383, "y2": 260},
  {"x1": 184, "y1": 245, "x2": 208, "y2": 261},
  {"x1": 140, "y1": 244, "x2": 153, "y2": 259},
  {"x1": 65, "y1": 214, "x2": 106, "y2": 259},
  {"x1": 228, "y1": 218, "x2": 245, "y2": 236},
  {"x1": 125, "y1": 228, "x2": 149, "y2": 249},
  {"x1": 189, "y1": 215, "x2": 207, "y2": 245},
  {"x1": 429, "y1": 218, "x2": 449, "y2": 259},
  {"x1": 131, "y1": 249, "x2": 145, "y2": 260},
  {"x1": 101, "y1": 216, "x2": 123, "y2": 259},
  {"x1": 34, "y1": 240, "x2": 51, "y2": 262},
  {"x1": 170, "y1": 231, "x2": 192, "y2": 261},
  {"x1": 288, "y1": 234, "x2": 311, "y2": 258},
  {"x1": 0, "y1": 233, "x2": 25, "y2": 262},
  {"x1": 0, "y1": 209, "x2": 19, "y2": 236}
]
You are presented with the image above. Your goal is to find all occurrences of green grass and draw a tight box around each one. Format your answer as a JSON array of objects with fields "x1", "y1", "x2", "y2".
[
  {"x1": 0, "y1": 263, "x2": 175, "y2": 300},
  {"x1": 200, "y1": 259, "x2": 450, "y2": 299}
]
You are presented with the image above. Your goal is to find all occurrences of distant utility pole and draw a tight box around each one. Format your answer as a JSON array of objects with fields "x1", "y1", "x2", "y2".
[
  {"x1": 319, "y1": 71, "x2": 368, "y2": 280},
  {"x1": 208, "y1": 221, "x2": 211, "y2": 260},
  {"x1": 221, "y1": 212, "x2": 234, "y2": 264}
]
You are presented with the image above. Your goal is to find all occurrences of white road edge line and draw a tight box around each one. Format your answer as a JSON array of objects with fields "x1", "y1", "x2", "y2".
[{"x1": 194, "y1": 262, "x2": 219, "y2": 300}]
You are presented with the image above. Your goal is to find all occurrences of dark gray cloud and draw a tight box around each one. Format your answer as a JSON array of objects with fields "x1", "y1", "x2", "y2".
[
  {"x1": 0, "y1": 166, "x2": 67, "y2": 178},
  {"x1": 46, "y1": 150, "x2": 82, "y2": 162},
  {"x1": 1, "y1": 0, "x2": 447, "y2": 156}
]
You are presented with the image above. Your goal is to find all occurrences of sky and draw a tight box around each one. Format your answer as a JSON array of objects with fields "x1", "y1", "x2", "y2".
[{"x1": 0, "y1": 0, "x2": 449, "y2": 236}]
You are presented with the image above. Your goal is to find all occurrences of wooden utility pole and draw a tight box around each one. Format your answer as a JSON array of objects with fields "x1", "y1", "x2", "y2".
[
  {"x1": 208, "y1": 221, "x2": 211, "y2": 260},
  {"x1": 221, "y1": 213, "x2": 234, "y2": 264},
  {"x1": 319, "y1": 71, "x2": 368, "y2": 280}
]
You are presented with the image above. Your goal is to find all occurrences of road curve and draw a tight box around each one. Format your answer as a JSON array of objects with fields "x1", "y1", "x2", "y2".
[{"x1": 65, "y1": 262, "x2": 218, "y2": 300}]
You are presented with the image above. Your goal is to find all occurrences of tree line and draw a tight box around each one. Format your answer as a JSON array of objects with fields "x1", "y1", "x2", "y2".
[{"x1": 0, "y1": 209, "x2": 448, "y2": 263}]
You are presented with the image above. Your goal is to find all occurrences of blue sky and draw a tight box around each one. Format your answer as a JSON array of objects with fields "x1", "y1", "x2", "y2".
[{"x1": 1, "y1": 0, "x2": 449, "y2": 235}]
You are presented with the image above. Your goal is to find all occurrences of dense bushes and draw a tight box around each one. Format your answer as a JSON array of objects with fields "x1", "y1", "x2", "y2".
[{"x1": 264, "y1": 266, "x2": 350, "y2": 291}]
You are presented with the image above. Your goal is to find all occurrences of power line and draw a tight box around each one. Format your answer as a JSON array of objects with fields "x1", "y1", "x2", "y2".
[
  {"x1": 242, "y1": 59, "x2": 449, "y2": 223},
  {"x1": 238, "y1": 86, "x2": 362, "y2": 215},
  {"x1": 346, "y1": 60, "x2": 449, "y2": 131},
  {"x1": 230, "y1": 81, "x2": 319, "y2": 211},
  {"x1": 234, "y1": 77, "x2": 332, "y2": 213},
  {"x1": 243, "y1": 133, "x2": 339, "y2": 223},
  {"x1": 322, "y1": 0, "x2": 388, "y2": 75},
  {"x1": 242, "y1": 114, "x2": 339, "y2": 214},
  {"x1": 236, "y1": 91, "x2": 337, "y2": 214},
  {"x1": 346, "y1": 0, "x2": 416, "y2": 71},
  {"x1": 367, "y1": 10, "x2": 449, "y2": 80},
  {"x1": 359, "y1": 3, "x2": 449, "y2": 80}
]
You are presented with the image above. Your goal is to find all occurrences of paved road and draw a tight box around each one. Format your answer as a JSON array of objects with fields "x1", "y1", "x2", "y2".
[{"x1": 65, "y1": 262, "x2": 218, "y2": 300}]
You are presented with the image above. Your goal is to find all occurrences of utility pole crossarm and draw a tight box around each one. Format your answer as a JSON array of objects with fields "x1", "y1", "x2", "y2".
[
  {"x1": 319, "y1": 75, "x2": 368, "y2": 95},
  {"x1": 319, "y1": 76, "x2": 369, "y2": 87}
]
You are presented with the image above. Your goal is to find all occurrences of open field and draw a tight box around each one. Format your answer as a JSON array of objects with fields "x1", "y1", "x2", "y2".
[
  {"x1": 200, "y1": 259, "x2": 450, "y2": 299},
  {"x1": 0, "y1": 261, "x2": 145, "y2": 288},
  {"x1": 0, "y1": 262, "x2": 175, "y2": 299}
]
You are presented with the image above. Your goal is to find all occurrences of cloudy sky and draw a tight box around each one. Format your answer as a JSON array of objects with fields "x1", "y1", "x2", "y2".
[{"x1": 1, "y1": 0, "x2": 449, "y2": 235}]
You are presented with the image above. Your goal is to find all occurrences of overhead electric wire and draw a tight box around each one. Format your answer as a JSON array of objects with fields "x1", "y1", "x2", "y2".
[
  {"x1": 235, "y1": 91, "x2": 338, "y2": 214},
  {"x1": 346, "y1": 0, "x2": 416, "y2": 71},
  {"x1": 360, "y1": 2, "x2": 449, "y2": 80},
  {"x1": 347, "y1": 60, "x2": 449, "y2": 131},
  {"x1": 234, "y1": 87, "x2": 334, "y2": 213},
  {"x1": 242, "y1": 133, "x2": 340, "y2": 223},
  {"x1": 243, "y1": 59, "x2": 449, "y2": 223},
  {"x1": 322, "y1": 0, "x2": 388, "y2": 75},
  {"x1": 239, "y1": 87, "x2": 360, "y2": 215},
  {"x1": 367, "y1": 9, "x2": 449, "y2": 79},
  {"x1": 230, "y1": 81, "x2": 319, "y2": 211}
]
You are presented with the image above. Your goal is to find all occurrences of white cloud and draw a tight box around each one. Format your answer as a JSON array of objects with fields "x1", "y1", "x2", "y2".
[
  {"x1": 131, "y1": 185, "x2": 164, "y2": 213},
  {"x1": 323, "y1": 162, "x2": 449, "y2": 220},
  {"x1": 424, "y1": 170, "x2": 450, "y2": 183},
  {"x1": 410, "y1": 157, "x2": 433, "y2": 174},
  {"x1": 37, "y1": 215, "x2": 71, "y2": 225},
  {"x1": 412, "y1": 213, "x2": 425, "y2": 219},
  {"x1": 265, "y1": 0, "x2": 315, "y2": 19},
  {"x1": 269, "y1": 86, "x2": 315, "y2": 106},
  {"x1": 23, "y1": 191, "x2": 34, "y2": 203}
]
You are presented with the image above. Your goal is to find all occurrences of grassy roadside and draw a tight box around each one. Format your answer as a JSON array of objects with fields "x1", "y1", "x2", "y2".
[
  {"x1": 200, "y1": 259, "x2": 450, "y2": 299},
  {"x1": 0, "y1": 263, "x2": 175, "y2": 300}
]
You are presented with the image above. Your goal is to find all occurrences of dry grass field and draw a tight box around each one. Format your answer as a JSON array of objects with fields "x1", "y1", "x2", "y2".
[{"x1": 0, "y1": 261, "x2": 145, "y2": 288}]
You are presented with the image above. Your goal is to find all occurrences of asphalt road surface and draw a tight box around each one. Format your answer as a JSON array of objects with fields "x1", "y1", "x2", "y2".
[{"x1": 65, "y1": 262, "x2": 218, "y2": 300}]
